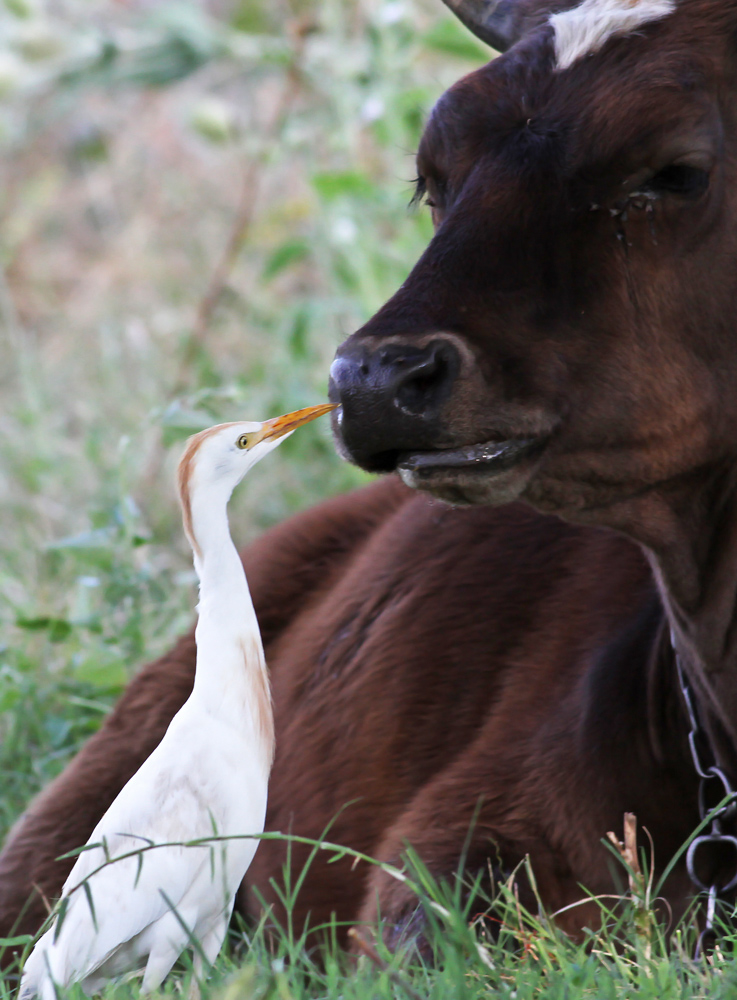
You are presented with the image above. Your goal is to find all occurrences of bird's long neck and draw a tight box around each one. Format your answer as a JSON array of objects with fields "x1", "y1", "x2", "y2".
[
  {"x1": 190, "y1": 483, "x2": 253, "y2": 611},
  {"x1": 185, "y1": 482, "x2": 274, "y2": 764}
]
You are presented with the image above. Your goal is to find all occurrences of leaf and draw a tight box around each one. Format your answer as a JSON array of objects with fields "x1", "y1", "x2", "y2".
[
  {"x1": 119, "y1": 832, "x2": 155, "y2": 847},
  {"x1": 134, "y1": 852, "x2": 144, "y2": 890},
  {"x1": 190, "y1": 97, "x2": 237, "y2": 144},
  {"x1": 312, "y1": 170, "x2": 374, "y2": 202},
  {"x1": 83, "y1": 881, "x2": 98, "y2": 932},
  {"x1": 56, "y1": 842, "x2": 103, "y2": 861},
  {"x1": 15, "y1": 616, "x2": 72, "y2": 642},
  {"x1": 159, "y1": 891, "x2": 208, "y2": 965},
  {"x1": 73, "y1": 655, "x2": 127, "y2": 690},
  {"x1": 4, "y1": 0, "x2": 34, "y2": 17},
  {"x1": 0, "y1": 934, "x2": 34, "y2": 946},
  {"x1": 54, "y1": 897, "x2": 69, "y2": 941},
  {"x1": 0, "y1": 686, "x2": 21, "y2": 713},
  {"x1": 44, "y1": 715, "x2": 72, "y2": 748},
  {"x1": 421, "y1": 17, "x2": 493, "y2": 62},
  {"x1": 263, "y1": 240, "x2": 309, "y2": 280},
  {"x1": 287, "y1": 307, "x2": 310, "y2": 360},
  {"x1": 381, "y1": 863, "x2": 407, "y2": 882},
  {"x1": 146, "y1": 3, "x2": 225, "y2": 62}
]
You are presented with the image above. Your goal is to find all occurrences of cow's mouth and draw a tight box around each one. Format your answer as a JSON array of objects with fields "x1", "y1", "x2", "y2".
[{"x1": 395, "y1": 436, "x2": 549, "y2": 506}]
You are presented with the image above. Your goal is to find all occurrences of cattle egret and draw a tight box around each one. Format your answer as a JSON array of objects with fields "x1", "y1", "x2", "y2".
[{"x1": 20, "y1": 404, "x2": 335, "y2": 1000}]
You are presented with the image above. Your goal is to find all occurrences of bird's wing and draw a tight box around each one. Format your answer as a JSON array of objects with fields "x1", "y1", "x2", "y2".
[
  {"x1": 45, "y1": 761, "x2": 224, "y2": 987},
  {"x1": 59, "y1": 714, "x2": 229, "y2": 888}
]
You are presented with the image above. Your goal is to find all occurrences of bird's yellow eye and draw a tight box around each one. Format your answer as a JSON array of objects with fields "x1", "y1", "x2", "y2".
[{"x1": 236, "y1": 433, "x2": 251, "y2": 450}]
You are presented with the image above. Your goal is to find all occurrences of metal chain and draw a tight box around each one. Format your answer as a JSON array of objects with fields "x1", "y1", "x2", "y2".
[{"x1": 673, "y1": 637, "x2": 737, "y2": 957}]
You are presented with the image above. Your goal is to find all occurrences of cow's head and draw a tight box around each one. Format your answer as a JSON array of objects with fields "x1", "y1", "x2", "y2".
[{"x1": 329, "y1": 0, "x2": 737, "y2": 529}]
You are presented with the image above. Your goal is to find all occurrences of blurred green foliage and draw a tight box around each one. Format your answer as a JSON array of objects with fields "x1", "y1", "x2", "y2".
[{"x1": 0, "y1": 0, "x2": 488, "y2": 833}]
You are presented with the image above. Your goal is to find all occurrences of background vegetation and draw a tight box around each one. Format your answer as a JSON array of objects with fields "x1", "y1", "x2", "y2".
[
  {"x1": 1, "y1": 0, "x2": 737, "y2": 995},
  {"x1": 0, "y1": 0, "x2": 484, "y2": 834}
]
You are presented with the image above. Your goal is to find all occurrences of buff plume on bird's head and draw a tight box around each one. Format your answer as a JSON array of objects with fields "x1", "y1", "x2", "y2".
[{"x1": 177, "y1": 404, "x2": 337, "y2": 561}]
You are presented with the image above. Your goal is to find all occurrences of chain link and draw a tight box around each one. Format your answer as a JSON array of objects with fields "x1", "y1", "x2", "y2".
[{"x1": 674, "y1": 638, "x2": 737, "y2": 958}]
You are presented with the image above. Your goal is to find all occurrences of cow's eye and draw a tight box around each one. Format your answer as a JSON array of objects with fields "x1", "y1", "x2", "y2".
[{"x1": 643, "y1": 163, "x2": 709, "y2": 199}]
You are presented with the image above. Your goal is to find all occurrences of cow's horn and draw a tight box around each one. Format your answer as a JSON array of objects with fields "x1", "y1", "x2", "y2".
[{"x1": 440, "y1": 0, "x2": 542, "y2": 51}]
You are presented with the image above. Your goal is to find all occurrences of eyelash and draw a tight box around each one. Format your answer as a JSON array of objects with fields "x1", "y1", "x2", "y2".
[
  {"x1": 410, "y1": 175, "x2": 427, "y2": 208},
  {"x1": 410, "y1": 178, "x2": 439, "y2": 217}
]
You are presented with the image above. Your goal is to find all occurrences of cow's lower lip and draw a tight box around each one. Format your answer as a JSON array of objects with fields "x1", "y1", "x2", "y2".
[
  {"x1": 395, "y1": 437, "x2": 548, "y2": 506},
  {"x1": 397, "y1": 437, "x2": 543, "y2": 472}
]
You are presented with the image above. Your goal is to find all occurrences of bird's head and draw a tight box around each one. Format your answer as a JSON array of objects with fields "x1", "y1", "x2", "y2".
[{"x1": 177, "y1": 403, "x2": 336, "y2": 556}]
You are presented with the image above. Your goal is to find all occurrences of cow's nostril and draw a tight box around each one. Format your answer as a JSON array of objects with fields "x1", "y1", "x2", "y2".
[
  {"x1": 330, "y1": 337, "x2": 461, "y2": 468},
  {"x1": 394, "y1": 352, "x2": 447, "y2": 416}
]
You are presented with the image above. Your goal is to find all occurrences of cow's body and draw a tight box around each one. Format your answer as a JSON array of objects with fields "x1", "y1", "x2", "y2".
[
  {"x1": 4, "y1": 0, "x2": 737, "y2": 956},
  {"x1": 0, "y1": 479, "x2": 696, "y2": 946}
]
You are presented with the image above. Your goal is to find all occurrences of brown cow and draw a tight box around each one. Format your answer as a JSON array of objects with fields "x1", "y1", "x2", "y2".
[{"x1": 1, "y1": 0, "x2": 736, "y2": 957}]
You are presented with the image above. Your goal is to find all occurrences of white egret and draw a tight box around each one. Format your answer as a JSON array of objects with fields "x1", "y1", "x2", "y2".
[{"x1": 20, "y1": 404, "x2": 335, "y2": 999}]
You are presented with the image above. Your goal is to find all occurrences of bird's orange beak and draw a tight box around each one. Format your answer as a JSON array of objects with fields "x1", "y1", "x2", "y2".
[{"x1": 253, "y1": 403, "x2": 337, "y2": 446}]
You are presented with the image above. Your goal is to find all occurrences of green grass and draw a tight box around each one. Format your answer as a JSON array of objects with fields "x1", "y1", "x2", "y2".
[
  {"x1": 1, "y1": 0, "x2": 736, "y2": 996},
  {"x1": 4, "y1": 835, "x2": 737, "y2": 999}
]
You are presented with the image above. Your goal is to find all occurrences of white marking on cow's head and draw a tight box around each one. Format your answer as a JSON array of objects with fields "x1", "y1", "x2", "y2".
[{"x1": 551, "y1": 0, "x2": 676, "y2": 72}]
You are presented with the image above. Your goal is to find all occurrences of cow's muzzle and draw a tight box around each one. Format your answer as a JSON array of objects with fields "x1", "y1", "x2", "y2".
[
  {"x1": 328, "y1": 337, "x2": 462, "y2": 471},
  {"x1": 329, "y1": 332, "x2": 557, "y2": 506}
]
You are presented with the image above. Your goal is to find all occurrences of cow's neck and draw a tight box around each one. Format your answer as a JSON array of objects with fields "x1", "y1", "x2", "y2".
[{"x1": 614, "y1": 461, "x2": 737, "y2": 770}]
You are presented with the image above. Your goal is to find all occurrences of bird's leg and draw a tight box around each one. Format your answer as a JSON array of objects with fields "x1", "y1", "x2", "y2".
[
  {"x1": 190, "y1": 916, "x2": 229, "y2": 994},
  {"x1": 141, "y1": 911, "x2": 191, "y2": 996},
  {"x1": 141, "y1": 946, "x2": 180, "y2": 996},
  {"x1": 187, "y1": 974, "x2": 202, "y2": 1000}
]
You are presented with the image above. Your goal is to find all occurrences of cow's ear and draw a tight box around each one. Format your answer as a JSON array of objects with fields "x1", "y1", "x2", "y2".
[{"x1": 440, "y1": 0, "x2": 578, "y2": 52}]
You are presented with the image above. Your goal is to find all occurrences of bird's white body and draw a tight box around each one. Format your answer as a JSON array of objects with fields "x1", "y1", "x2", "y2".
[
  {"x1": 20, "y1": 406, "x2": 333, "y2": 998},
  {"x1": 22, "y1": 684, "x2": 268, "y2": 998}
]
